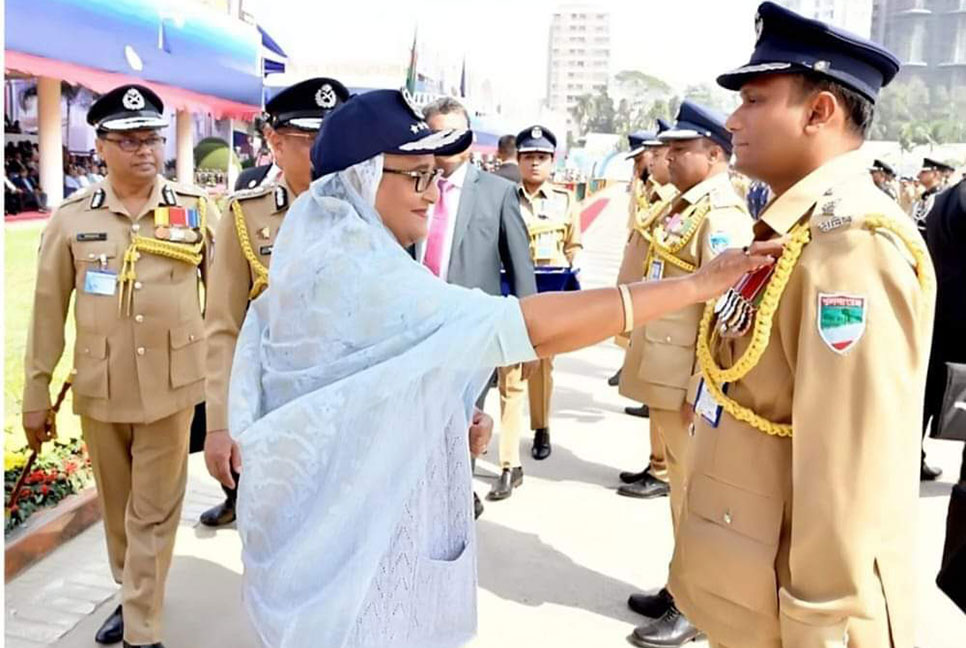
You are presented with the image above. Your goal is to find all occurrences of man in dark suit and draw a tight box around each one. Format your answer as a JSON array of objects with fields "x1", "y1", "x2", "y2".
[
  {"x1": 422, "y1": 97, "x2": 537, "y2": 518},
  {"x1": 493, "y1": 134, "x2": 522, "y2": 183}
]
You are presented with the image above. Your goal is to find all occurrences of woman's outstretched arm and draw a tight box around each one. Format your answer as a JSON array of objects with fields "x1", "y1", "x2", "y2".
[{"x1": 520, "y1": 241, "x2": 783, "y2": 357}]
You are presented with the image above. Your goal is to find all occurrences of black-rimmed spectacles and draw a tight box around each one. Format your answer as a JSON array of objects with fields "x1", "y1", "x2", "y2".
[{"x1": 383, "y1": 167, "x2": 442, "y2": 193}]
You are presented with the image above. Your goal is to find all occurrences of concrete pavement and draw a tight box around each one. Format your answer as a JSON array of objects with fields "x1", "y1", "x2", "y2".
[{"x1": 5, "y1": 183, "x2": 965, "y2": 648}]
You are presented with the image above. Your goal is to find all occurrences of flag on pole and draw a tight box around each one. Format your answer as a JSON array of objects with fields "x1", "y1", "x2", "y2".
[
  {"x1": 405, "y1": 29, "x2": 418, "y2": 93},
  {"x1": 459, "y1": 57, "x2": 467, "y2": 98}
]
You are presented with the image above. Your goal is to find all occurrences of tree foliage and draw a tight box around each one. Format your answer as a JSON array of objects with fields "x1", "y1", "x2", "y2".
[{"x1": 871, "y1": 78, "x2": 966, "y2": 150}]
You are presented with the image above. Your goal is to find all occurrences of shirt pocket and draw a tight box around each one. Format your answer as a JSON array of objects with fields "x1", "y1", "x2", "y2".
[
  {"x1": 679, "y1": 472, "x2": 783, "y2": 617},
  {"x1": 72, "y1": 331, "x2": 109, "y2": 399},
  {"x1": 641, "y1": 318, "x2": 698, "y2": 389},
  {"x1": 169, "y1": 320, "x2": 205, "y2": 389}
]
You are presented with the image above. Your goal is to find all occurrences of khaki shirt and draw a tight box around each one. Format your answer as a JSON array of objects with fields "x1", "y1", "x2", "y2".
[
  {"x1": 517, "y1": 182, "x2": 582, "y2": 267},
  {"x1": 614, "y1": 182, "x2": 677, "y2": 351},
  {"x1": 669, "y1": 151, "x2": 936, "y2": 648},
  {"x1": 623, "y1": 172, "x2": 752, "y2": 411},
  {"x1": 204, "y1": 177, "x2": 293, "y2": 432},
  {"x1": 22, "y1": 176, "x2": 219, "y2": 424}
]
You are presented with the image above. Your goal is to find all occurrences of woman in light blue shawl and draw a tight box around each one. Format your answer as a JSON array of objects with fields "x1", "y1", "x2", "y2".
[{"x1": 228, "y1": 89, "x2": 777, "y2": 648}]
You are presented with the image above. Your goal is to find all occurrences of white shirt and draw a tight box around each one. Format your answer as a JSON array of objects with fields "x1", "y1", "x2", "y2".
[{"x1": 417, "y1": 162, "x2": 468, "y2": 283}]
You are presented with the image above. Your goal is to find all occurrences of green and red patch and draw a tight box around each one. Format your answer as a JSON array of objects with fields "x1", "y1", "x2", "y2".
[{"x1": 817, "y1": 293, "x2": 867, "y2": 354}]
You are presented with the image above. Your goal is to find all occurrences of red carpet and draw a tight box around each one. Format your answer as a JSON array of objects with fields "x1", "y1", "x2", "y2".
[
  {"x1": 5, "y1": 210, "x2": 49, "y2": 223},
  {"x1": 579, "y1": 197, "x2": 610, "y2": 232}
]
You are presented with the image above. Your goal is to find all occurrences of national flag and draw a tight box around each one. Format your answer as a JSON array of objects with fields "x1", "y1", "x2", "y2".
[{"x1": 405, "y1": 29, "x2": 418, "y2": 94}]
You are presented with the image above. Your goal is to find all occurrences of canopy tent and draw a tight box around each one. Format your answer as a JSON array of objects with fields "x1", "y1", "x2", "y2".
[{"x1": 5, "y1": 0, "x2": 264, "y2": 114}]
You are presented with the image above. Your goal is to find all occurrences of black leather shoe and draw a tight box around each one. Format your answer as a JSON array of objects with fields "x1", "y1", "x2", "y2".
[
  {"x1": 619, "y1": 467, "x2": 651, "y2": 484},
  {"x1": 627, "y1": 587, "x2": 673, "y2": 619},
  {"x1": 608, "y1": 369, "x2": 622, "y2": 386},
  {"x1": 474, "y1": 492, "x2": 484, "y2": 519},
  {"x1": 625, "y1": 404, "x2": 650, "y2": 418},
  {"x1": 199, "y1": 499, "x2": 236, "y2": 527},
  {"x1": 123, "y1": 643, "x2": 164, "y2": 648},
  {"x1": 95, "y1": 605, "x2": 123, "y2": 644},
  {"x1": 629, "y1": 604, "x2": 704, "y2": 647},
  {"x1": 531, "y1": 428, "x2": 551, "y2": 460},
  {"x1": 487, "y1": 467, "x2": 524, "y2": 501},
  {"x1": 617, "y1": 473, "x2": 670, "y2": 499},
  {"x1": 921, "y1": 461, "x2": 943, "y2": 481}
]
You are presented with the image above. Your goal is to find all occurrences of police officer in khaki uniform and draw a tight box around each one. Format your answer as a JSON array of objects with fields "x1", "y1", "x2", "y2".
[
  {"x1": 624, "y1": 130, "x2": 657, "y2": 233},
  {"x1": 625, "y1": 100, "x2": 754, "y2": 648},
  {"x1": 667, "y1": 5, "x2": 934, "y2": 648},
  {"x1": 199, "y1": 77, "x2": 350, "y2": 527},
  {"x1": 616, "y1": 124, "x2": 679, "y2": 488},
  {"x1": 488, "y1": 126, "x2": 581, "y2": 500},
  {"x1": 21, "y1": 85, "x2": 219, "y2": 648},
  {"x1": 615, "y1": 120, "x2": 677, "y2": 417}
]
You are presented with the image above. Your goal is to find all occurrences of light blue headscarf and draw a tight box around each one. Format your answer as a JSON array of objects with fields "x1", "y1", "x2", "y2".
[{"x1": 228, "y1": 156, "x2": 535, "y2": 647}]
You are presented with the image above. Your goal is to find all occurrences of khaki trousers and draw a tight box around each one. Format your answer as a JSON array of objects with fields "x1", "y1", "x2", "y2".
[
  {"x1": 649, "y1": 408, "x2": 689, "y2": 533},
  {"x1": 81, "y1": 407, "x2": 193, "y2": 644},
  {"x1": 497, "y1": 357, "x2": 554, "y2": 467},
  {"x1": 648, "y1": 420, "x2": 669, "y2": 482}
]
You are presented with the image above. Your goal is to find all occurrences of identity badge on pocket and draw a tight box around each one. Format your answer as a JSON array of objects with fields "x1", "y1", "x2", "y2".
[
  {"x1": 694, "y1": 378, "x2": 726, "y2": 428},
  {"x1": 84, "y1": 270, "x2": 118, "y2": 296},
  {"x1": 648, "y1": 259, "x2": 665, "y2": 282}
]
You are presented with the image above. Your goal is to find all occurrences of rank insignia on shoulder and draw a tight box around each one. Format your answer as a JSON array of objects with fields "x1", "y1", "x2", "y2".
[
  {"x1": 818, "y1": 215, "x2": 852, "y2": 233},
  {"x1": 820, "y1": 199, "x2": 840, "y2": 217},
  {"x1": 89, "y1": 188, "x2": 106, "y2": 209},
  {"x1": 161, "y1": 185, "x2": 177, "y2": 207},
  {"x1": 77, "y1": 232, "x2": 108, "y2": 242},
  {"x1": 274, "y1": 185, "x2": 288, "y2": 211}
]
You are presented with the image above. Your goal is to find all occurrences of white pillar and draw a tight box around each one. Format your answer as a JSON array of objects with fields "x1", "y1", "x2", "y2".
[
  {"x1": 37, "y1": 76, "x2": 63, "y2": 208},
  {"x1": 226, "y1": 119, "x2": 239, "y2": 191},
  {"x1": 175, "y1": 110, "x2": 193, "y2": 185}
]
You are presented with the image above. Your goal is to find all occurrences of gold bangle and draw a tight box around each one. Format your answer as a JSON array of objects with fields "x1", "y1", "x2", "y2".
[{"x1": 618, "y1": 284, "x2": 634, "y2": 334}]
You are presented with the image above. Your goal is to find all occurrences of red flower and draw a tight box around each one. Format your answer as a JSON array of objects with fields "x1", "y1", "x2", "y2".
[
  {"x1": 41, "y1": 485, "x2": 49, "y2": 496},
  {"x1": 64, "y1": 461, "x2": 78, "y2": 475},
  {"x1": 10, "y1": 504, "x2": 18, "y2": 514}
]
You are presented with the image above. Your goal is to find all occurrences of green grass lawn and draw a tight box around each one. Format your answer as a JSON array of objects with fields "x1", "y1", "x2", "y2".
[{"x1": 5, "y1": 221, "x2": 82, "y2": 455}]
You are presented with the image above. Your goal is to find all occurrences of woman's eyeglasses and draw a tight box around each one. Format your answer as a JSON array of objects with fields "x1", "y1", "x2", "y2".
[
  {"x1": 101, "y1": 135, "x2": 166, "y2": 152},
  {"x1": 383, "y1": 167, "x2": 442, "y2": 193}
]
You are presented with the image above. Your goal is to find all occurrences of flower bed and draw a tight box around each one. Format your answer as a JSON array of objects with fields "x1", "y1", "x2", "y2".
[{"x1": 4, "y1": 438, "x2": 94, "y2": 535}]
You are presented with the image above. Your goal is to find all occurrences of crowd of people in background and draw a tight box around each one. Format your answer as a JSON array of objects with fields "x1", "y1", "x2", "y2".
[{"x1": 4, "y1": 139, "x2": 46, "y2": 213}]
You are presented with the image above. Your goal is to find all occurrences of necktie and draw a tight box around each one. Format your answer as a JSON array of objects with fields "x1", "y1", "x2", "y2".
[{"x1": 423, "y1": 177, "x2": 452, "y2": 276}]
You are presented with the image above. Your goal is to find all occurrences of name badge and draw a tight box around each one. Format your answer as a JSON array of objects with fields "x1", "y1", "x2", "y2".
[
  {"x1": 83, "y1": 270, "x2": 117, "y2": 296},
  {"x1": 76, "y1": 232, "x2": 108, "y2": 242},
  {"x1": 647, "y1": 259, "x2": 664, "y2": 281},
  {"x1": 694, "y1": 378, "x2": 725, "y2": 428},
  {"x1": 536, "y1": 232, "x2": 556, "y2": 260},
  {"x1": 259, "y1": 245, "x2": 273, "y2": 256}
]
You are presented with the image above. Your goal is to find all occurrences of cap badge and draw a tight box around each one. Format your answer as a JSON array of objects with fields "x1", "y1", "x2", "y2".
[
  {"x1": 316, "y1": 84, "x2": 337, "y2": 109},
  {"x1": 531, "y1": 126, "x2": 543, "y2": 140},
  {"x1": 754, "y1": 12, "x2": 763, "y2": 43},
  {"x1": 122, "y1": 88, "x2": 146, "y2": 111},
  {"x1": 400, "y1": 87, "x2": 424, "y2": 120},
  {"x1": 813, "y1": 60, "x2": 831, "y2": 72}
]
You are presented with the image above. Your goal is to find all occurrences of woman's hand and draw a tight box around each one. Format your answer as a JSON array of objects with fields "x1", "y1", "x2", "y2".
[
  {"x1": 689, "y1": 239, "x2": 784, "y2": 302},
  {"x1": 468, "y1": 409, "x2": 493, "y2": 458}
]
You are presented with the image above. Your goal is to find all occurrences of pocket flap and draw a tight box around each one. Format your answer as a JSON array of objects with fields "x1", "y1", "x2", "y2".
[
  {"x1": 75, "y1": 242, "x2": 117, "y2": 261},
  {"x1": 688, "y1": 473, "x2": 783, "y2": 547},
  {"x1": 169, "y1": 320, "x2": 204, "y2": 350},
  {"x1": 644, "y1": 318, "x2": 698, "y2": 347},
  {"x1": 76, "y1": 333, "x2": 108, "y2": 360}
]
